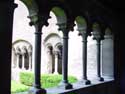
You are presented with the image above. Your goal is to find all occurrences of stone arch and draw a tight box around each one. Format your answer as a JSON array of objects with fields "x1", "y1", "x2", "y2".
[
  {"x1": 75, "y1": 14, "x2": 93, "y2": 35},
  {"x1": 75, "y1": 16, "x2": 87, "y2": 28},
  {"x1": 92, "y1": 22, "x2": 100, "y2": 31},
  {"x1": 105, "y1": 28, "x2": 113, "y2": 39},
  {"x1": 44, "y1": 33, "x2": 62, "y2": 48},
  {"x1": 44, "y1": 33, "x2": 61, "y2": 44},
  {"x1": 91, "y1": 22, "x2": 102, "y2": 40},
  {"x1": 13, "y1": 39, "x2": 32, "y2": 46},
  {"x1": 75, "y1": 16, "x2": 87, "y2": 35},
  {"x1": 51, "y1": 6, "x2": 67, "y2": 25}
]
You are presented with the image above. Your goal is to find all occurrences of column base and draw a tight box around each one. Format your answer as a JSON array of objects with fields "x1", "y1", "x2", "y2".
[
  {"x1": 98, "y1": 77, "x2": 104, "y2": 81},
  {"x1": 54, "y1": 72, "x2": 59, "y2": 74},
  {"x1": 79, "y1": 79, "x2": 91, "y2": 85},
  {"x1": 58, "y1": 82, "x2": 73, "y2": 89},
  {"x1": 28, "y1": 87, "x2": 46, "y2": 94}
]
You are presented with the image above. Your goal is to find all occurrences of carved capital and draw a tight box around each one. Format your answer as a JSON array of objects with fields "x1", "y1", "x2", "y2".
[
  {"x1": 15, "y1": 47, "x2": 21, "y2": 55},
  {"x1": 53, "y1": 50, "x2": 59, "y2": 56},
  {"x1": 28, "y1": 46, "x2": 32, "y2": 56},
  {"x1": 77, "y1": 26, "x2": 88, "y2": 36},
  {"x1": 104, "y1": 28, "x2": 113, "y2": 39},
  {"x1": 28, "y1": 52, "x2": 32, "y2": 56},
  {"x1": 92, "y1": 30, "x2": 101, "y2": 40},
  {"x1": 57, "y1": 21, "x2": 75, "y2": 33},
  {"x1": 21, "y1": 46, "x2": 27, "y2": 55},
  {"x1": 92, "y1": 23, "x2": 102, "y2": 40},
  {"x1": 56, "y1": 22, "x2": 67, "y2": 31}
]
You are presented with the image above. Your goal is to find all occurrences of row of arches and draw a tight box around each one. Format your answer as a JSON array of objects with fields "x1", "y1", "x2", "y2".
[
  {"x1": 11, "y1": 40, "x2": 32, "y2": 71},
  {"x1": 14, "y1": 0, "x2": 114, "y2": 92}
]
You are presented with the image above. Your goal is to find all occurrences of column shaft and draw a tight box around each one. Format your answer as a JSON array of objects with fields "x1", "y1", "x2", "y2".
[
  {"x1": 16, "y1": 55, "x2": 20, "y2": 69},
  {"x1": 81, "y1": 34, "x2": 91, "y2": 84},
  {"x1": 22, "y1": 55, "x2": 25, "y2": 69},
  {"x1": 29, "y1": 54, "x2": 32, "y2": 71},
  {"x1": 62, "y1": 32, "x2": 68, "y2": 83},
  {"x1": 29, "y1": 24, "x2": 46, "y2": 94},
  {"x1": 34, "y1": 30, "x2": 42, "y2": 88},
  {"x1": 60, "y1": 31, "x2": 72, "y2": 89},
  {"x1": 96, "y1": 39, "x2": 104, "y2": 81},
  {"x1": 54, "y1": 52, "x2": 58, "y2": 74},
  {"x1": 82, "y1": 35, "x2": 87, "y2": 79}
]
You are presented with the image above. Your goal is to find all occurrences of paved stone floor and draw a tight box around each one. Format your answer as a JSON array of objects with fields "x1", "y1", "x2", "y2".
[{"x1": 13, "y1": 78, "x2": 113, "y2": 94}]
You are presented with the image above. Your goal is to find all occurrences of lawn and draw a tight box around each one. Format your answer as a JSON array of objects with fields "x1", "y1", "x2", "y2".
[
  {"x1": 11, "y1": 80, "x2": 29, "y2": 93},
  {"x1": 11, "y1": 73, "x2": 77, "y2": 93}
]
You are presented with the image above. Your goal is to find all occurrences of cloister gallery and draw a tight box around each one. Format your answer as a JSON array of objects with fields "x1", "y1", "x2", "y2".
[
  {"x1": 1, "y1": 0, "x2": 124, "y2": 94},
  {"x1": 11, "y1": 0, "x2": 114, "y2": 82}
]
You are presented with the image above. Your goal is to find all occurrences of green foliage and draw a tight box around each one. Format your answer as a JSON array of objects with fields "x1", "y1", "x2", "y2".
[
  {"x1": 11, "y1": 80, "x2": 29, "y2": 93},
  {"x1": 20, "y1": 72, "x2": 77, "y2": 88},
  {"x1": 20, "y1": 72, "x2": 34, "y2": 86},
  {"x1": 41, "y1": 74, "x2": 62, "y2": 88}
]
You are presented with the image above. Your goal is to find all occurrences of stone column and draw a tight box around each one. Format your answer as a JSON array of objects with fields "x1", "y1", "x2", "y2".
[
  {"x1": 77, "y1": 26, "x2": 91, "y2": 85},
  {"x1": 28, "y1": 24, "x2": 46, "y2": 94},
  {"x1": 22, "y1": 47, "x2": 27, "y2": 70},
  {"x1": 16, "y1": 54, "x2": 20, "y2": 69},
  {"x1": 46, "y1": 46, "x2": 53, "y2": 74},
  {"x1": 20, "y1": 0, "x2": 51, "y2": 93},
  {"x1": 22, "y1": 54, "x2": 25, "y2": 70},
  {"x1": 15, "y1": 47, "x2": 21, "y2": 81},
  {"x1": 57, "y1": 22, "x2": 72, "y2": 89},
  {"x1": 16, "y1": 47, "x2": 21, "y2": 69},
  {"x1": 0, "y1": 1, "x2": 17, "y2": 93},
  {"x1": 92, "y1": 24, "x2": 104, "y2": 81},
  {"x1": 54, "y1": 51, "x2": 59, "y2": 74},
  {"x1": 28, "y1": 46, "x2": 32, "y2": 71}
]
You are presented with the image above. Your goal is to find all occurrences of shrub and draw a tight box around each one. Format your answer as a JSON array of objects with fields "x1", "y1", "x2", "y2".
[
  {"x1": 20, "y1": 72, "x2": 34, "y2": 86},
  {"x1": 11, "y1": 80, "x2": 29, "y2": 93},
  {"x1": 20, "y1": 72, "x2": 77, "y2": 88}
]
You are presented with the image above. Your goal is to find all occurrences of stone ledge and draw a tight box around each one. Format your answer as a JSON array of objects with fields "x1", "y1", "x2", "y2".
[
  {"x1": 14, "y1": 78, "x2": 114, "y2": 94},
  {"x1": 46, "y1": 78, "x2": 114, "y2": 94}
]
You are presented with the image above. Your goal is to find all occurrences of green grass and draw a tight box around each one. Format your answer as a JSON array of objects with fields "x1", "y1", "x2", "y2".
[
  {"x1": 11, "y1": 80, "x2": 29, "y2": 93},
  {"x1": 41, "y1": 74, "x2": 77, "y2": 88},
  {"x1": 11, "y1": 73, "x2": 78, "y2": 93}
]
